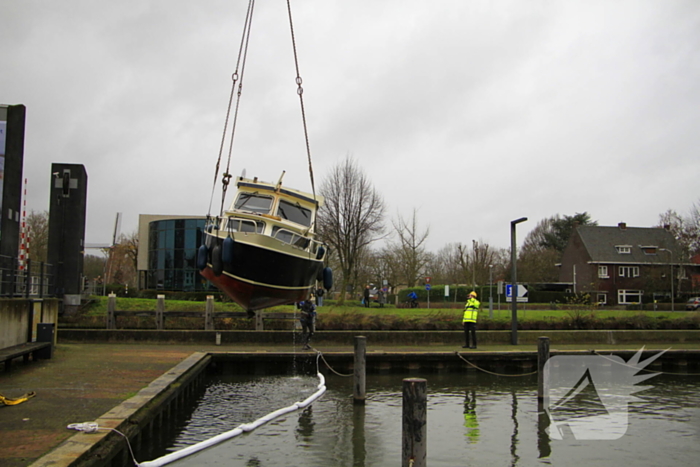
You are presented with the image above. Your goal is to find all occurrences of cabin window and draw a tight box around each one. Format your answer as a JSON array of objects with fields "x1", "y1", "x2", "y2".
[
  {"x1": 276, "y1": 199, "x2": 312, "y2": 227},
  {"x1": 598, "y1": 265, "x2": 609, "y2": 278},
  {"x1": 272, "y1": 226, "x2": 310, "y2": 248},
  {"x1": 228, "y1": 218, "x2": 264, "y2": 234},
  {"x1": 234, "y1": 193, "x2": 273, "y2": 214},
  {"x1": 618, "y1": 266, "x2": 640, "y2": 278}
]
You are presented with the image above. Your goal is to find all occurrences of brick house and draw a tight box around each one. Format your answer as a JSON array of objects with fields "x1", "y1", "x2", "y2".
[{"x1": 558, "y1": 222, "x2": 688, "y2": 305}]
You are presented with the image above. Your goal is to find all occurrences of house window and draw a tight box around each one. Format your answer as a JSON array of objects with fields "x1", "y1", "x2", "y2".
[
  {"x1": 596, "y1": 293, "x2": 607, "y2": 305},
  {"x1": 618, "y1": 289, "x2": 643, "y2": 304},
  {"x1": 598, "y1": 265, "x2": 609, "y2": 278},
  {"x1": 619, "y1": 266, "x2": 640, "y2": 278},
  {"x1": 615, "y1": 245, "x2": 632, "y2": 254},
  {"x1": 640, "y1": 245, "x2": 658, "y2": 255}
]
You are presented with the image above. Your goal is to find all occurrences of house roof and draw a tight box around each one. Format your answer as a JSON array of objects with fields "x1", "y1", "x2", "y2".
[{"x1": 576, "y1": 225, "x2": 678, "y2": 264}]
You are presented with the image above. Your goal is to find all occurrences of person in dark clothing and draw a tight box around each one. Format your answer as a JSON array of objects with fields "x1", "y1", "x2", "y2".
[
  {"x1": 407, "y1": 291, "x2": 418, "y2": 308},
  {"x1": 299, "y1": 299, "x2": 317, "y2": 350},
  {"x1": 363, "y1": 285, "x2": 371, "y2": 308}
]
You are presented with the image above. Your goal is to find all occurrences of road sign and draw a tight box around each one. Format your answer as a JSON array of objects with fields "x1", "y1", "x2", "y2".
[
  {"x1": 425, "y1": 284, "x2": 432, "y2": 291},
  {"x1": 425, "y1": 277, "x2": 431, "y2": 283},
  {"x1": 506, "y1": 284, "x2": 528, "y2": 302}
]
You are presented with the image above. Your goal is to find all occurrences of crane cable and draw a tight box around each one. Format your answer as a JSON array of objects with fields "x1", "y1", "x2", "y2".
[
  {"x1": 285, "y1": 0, "x2": 318, "y2": 218},
  {"x1": 208, "y1": 0, "x2": 256, "y2": 219}
]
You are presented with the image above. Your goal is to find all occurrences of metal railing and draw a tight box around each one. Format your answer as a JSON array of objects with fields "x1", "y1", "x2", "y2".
[{"x1": 0, "y1": 256, "x2": 55, "y2": 298}]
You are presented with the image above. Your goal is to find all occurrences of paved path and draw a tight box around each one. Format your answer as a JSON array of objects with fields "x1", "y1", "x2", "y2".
[{"x1": 0, "y1": 341, "x2": 696, "y2": 466}]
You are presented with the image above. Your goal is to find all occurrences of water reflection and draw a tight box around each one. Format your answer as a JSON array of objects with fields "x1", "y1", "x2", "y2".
[
  {"x1": 463, "y1": 390, "x2": 479, "y2": 443},
  {"x1": 351, "y1": 404, "x2": 366, "y2": 466},
  {"x1": 156, "y1": 372, "x2": 700, "y2": 467}
]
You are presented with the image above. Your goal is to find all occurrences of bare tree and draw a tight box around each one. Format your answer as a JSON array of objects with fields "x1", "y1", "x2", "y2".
[
  {"x1": 25, "y1": 210, "x2": 49, "y2": 263},
  {"x1": 390, "y1": 209, "x2": 430, "y2": 287},
  {"x1": 317, "y1": 156, "x2": 386, "y2": 304},
  {"x1": 658, "y1": 204, "x2": 700, "y2": 260}
]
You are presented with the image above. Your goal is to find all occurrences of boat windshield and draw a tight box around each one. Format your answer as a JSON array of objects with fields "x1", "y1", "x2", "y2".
[
  {"x1": 276, "y1": 199, "x2": 312, "y2": 227},
  {"x1": 235, "y1": 193, "x2": 272, "y2": 214}
]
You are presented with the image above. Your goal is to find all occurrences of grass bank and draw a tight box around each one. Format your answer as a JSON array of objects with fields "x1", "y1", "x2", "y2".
[{"x1": 62, "y1": 296, "x2": 700, "y2": 331}]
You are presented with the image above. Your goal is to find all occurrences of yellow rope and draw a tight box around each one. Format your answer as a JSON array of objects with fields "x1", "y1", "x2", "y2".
[
  {"x1": 456, "y1": 353, "x2": 538, "y2": 377},
  {"x1": 0, "y1": 391, "x2": 36, "y2": 406}
]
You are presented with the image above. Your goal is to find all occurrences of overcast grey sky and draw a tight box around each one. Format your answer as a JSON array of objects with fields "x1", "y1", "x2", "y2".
[{"x1": 2, "y1": 0, "x2": 699, "y2": 253}]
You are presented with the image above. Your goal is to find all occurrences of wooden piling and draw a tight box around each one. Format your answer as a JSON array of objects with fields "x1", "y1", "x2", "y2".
[
  {"x1": 538, "y1": 336, "x2": 550, "y2": 402},
  {"x1": 106, "y1": 293, "x2": 116, "y2": 329},
  {"x1": 354, "y1": 336, "x2": 366, "y2": 404},
  {"x1": 402, "y1": 378, "x2": 427, "y2": 467},
  {"x1": 156, "y1": 294, "x2": 165, "y2": 330},
  {"x1": 204, "y1": 295, "x2": 214, "y2": 331}
]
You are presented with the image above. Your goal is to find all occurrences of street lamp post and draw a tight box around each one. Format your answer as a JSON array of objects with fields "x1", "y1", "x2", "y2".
[
  {"x1": 660, "y1": 248, "x2": 674, "y2": 311},
  {"x1": 510, "y1": 217, "x2": 527, "y2": 345},
  {"x1": 489, "y1": 264, "x2": 494, "y2": 319}
]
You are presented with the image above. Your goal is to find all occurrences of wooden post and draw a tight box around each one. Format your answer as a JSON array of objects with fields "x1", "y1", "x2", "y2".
[
  {"x1": 538, "y1": 336, "x2": 550, "y2": 402},
  {"x1": 106, "y1": 293, "x2": 116, "y2": 329},
  {"x1": 402, "y1": 378, "x2": 427, "y2": 467},
  {"x1": 353, "y1": 336, "x2": 366, "y2": 404},
  {"x1": 156, "y1": 294, "x2": 165, "y2": 330},
  {"x1": 255, "y1": 310, "x2": 264, "y2": 331},
  {"x1": 204, "y1": 295, "x2": 214, "y2": 331}
]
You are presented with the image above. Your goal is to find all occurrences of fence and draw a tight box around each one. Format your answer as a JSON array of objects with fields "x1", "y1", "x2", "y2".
[
  {"x1": 0, "y1": 256, "x2": 55, "y2": 298},
  {"x1": 105, "y1": 294, "x2": 298, "y2": 331}
]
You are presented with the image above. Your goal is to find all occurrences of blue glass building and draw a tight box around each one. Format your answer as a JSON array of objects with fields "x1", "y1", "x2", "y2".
[{"x1": 137, "y1": 215, "x2": 213, "y2": 292}]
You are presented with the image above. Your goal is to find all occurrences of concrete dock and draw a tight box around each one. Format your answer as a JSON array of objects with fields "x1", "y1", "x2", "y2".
[{"x1": 1, "y1": 337, "x2": 698, "y2": 467}]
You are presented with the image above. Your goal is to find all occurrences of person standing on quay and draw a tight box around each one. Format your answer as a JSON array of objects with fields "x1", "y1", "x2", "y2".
[
  {"x1": 299, "y1": 298, "x2": 317, "y2": 350},
  {"x1": 462, "y1": 291, "x2": 480, "y2": 349}
]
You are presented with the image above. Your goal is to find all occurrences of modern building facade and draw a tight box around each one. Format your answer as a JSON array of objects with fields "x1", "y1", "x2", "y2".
[{"x1": 137, "y1": 214, "x2": 213, "y2": 292}]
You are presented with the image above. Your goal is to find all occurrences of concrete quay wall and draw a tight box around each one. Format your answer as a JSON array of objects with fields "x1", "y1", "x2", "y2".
[{"x1": 58, "y1": 328, "x2": 700, "y2": 346}]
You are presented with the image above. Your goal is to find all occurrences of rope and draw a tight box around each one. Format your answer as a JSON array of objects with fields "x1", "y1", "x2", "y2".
[
  {"x1": 456, "y1": 352, "x2": 538, "y2": 377},
  {"x1": 593, "y1": 350, "x2": 700, "y2": 376},
  {"x1": 67, "y1": 423, "x2": 139, "y2": 466},
  {"x1": 317, "y1": 351, "x2": 353, "y2": 377},
  {"x1": 0, "y1": 391, "x2": 36, "y2": 406},
  {"x1": 139, "y1": 369, "x2": 327, "y2": 467}
]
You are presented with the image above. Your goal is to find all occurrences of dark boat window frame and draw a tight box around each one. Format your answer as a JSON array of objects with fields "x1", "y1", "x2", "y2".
[
  {"x1": 227, "y1": 218, "x2": 264, "y2": 234},
  {"x1": 234, "y1": 192, "x2": 273, "y2": 214},
  {"x1": 272, "y1": 226, "x2": 310, "y2": 249},
  {"x1": 276, "y1": 199, "x2": 312, "y2": 227}
]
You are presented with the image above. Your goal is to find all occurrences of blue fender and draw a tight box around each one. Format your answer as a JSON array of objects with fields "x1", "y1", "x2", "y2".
[
  {"x1": 222, "y1": 236, "x2": 235, "y2": 266},
  {"x1": 315, "y1": 245, "x2": 325, "y2": 260},
  {"x1": 196, "y1": 245, "x2": 208, "y2": 271},
  {"x1": 211, "y1": 244, "x2": 223, "y2": 276},
  {"x1": 322, "y1": 267, "x2": 333, "y2": 291}
]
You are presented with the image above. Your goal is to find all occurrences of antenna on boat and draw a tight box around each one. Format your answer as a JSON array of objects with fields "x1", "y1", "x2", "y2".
[{"x1": 276, "y1": 170, "x2": 286, "y2": 190}]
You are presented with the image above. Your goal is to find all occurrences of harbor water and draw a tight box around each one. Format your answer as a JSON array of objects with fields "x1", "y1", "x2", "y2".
[{"x1": 150, "y1": 369, "x2": 700, "y2": 466}]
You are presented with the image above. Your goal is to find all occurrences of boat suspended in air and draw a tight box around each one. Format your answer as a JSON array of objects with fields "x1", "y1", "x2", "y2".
[
  {"x1": 198, "y1": 0, "x2": 332, "y2": 311},
  {"x1": 198, "y1": 171, "x2": 331, "y2": 311}
]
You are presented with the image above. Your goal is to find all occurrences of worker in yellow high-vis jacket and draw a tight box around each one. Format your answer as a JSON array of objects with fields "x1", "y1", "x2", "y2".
[{"x1": 462, "y1": 291, "x2": 480, "y2": 349}]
